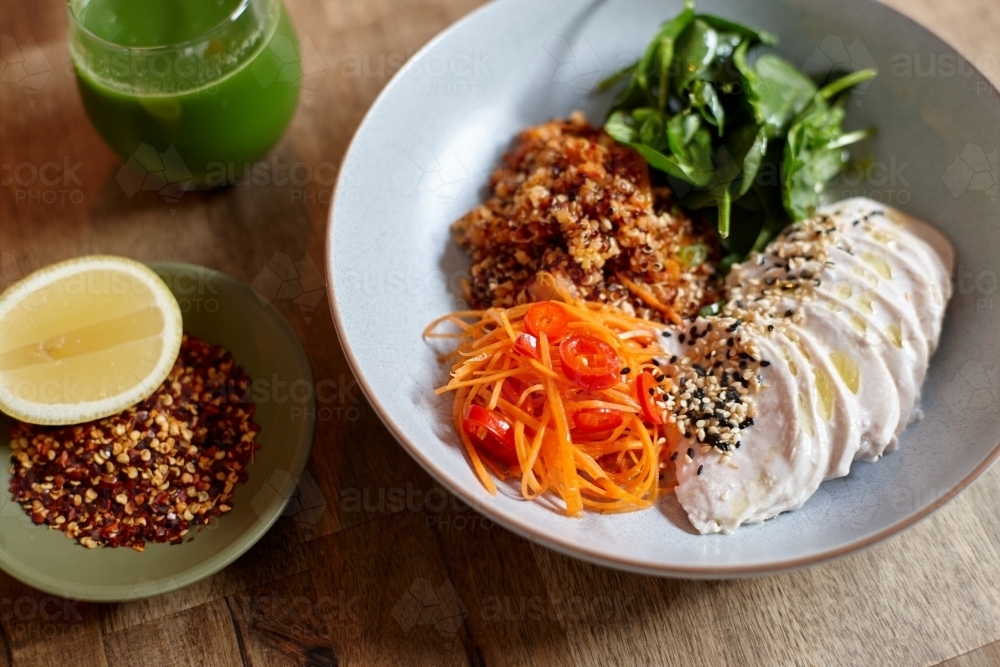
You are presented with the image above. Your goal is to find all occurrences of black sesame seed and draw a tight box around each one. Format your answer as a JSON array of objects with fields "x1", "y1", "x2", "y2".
[
  {"x1": 684, "y1": 433, "x2": 692, "y2": 440},
  {"x1": 648, "y1": 388, "x2": 656, "y2": 396},
  {"x1": 697, "y1": 465, "x2": 704, "y2": 476},
  {"x1": 706, "y1": 323, "x2": 713, "y2": 332},
  {"x1": 785, "y1": 309, "x2": 794, "y2": 317},
  {"x1": 689, "y1": 326, "x2": 697, "y2": 337},
  {"x1": 670, "y1": 451, "x2": 679, "y2": 461},
  {"x1": 678, "y1": 334, "x2": 686, "y2": 344},
  {"x1": 620, "y1": 367, "x2": 631, "y2": 374},
  {"x1": 761, "y1": 360, "x2": 771, "y2": 367},
  {"x1": 654, "y1": 375, "x2": 666, "y2": 383},
  {"x1": 687, "y1": 448, "x2": 694, "y2": 458},
  {"x1": 652, "y1": 359, "x2": 660, "y2": 366},
  {"x1": 767, "y1": 324, "x2": 774, "y2": 331},
  {"x1": 669, "y1": 355, "x2": 678, "y2": 364},
  {"x1": 739, "y1": 360, "x2": 747, "y2": 369},
  {"x1": 727, "y1": 338, "x2": 734, "y2": 347},
  {"x1": 661, "y1": 330, "x2": 672, "y2": 338}
]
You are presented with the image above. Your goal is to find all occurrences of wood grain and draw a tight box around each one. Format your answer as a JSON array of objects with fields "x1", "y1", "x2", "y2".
[
  {"x1": 0, "y1": 0, "x2": 999, "y2": 665},
  {"x1": 103, "y1": 599, "x2": 244, "y2": 667}
]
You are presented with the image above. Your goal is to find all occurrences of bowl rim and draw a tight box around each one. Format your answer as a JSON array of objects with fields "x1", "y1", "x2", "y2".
[{"x1": 326, "y1": 0, "x2": 1000, "y2": 577}]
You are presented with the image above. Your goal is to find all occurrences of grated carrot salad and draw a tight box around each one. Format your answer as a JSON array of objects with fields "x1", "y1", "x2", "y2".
[{"x1": 424, "y1": 297, "x2": 679, "y2": 516}]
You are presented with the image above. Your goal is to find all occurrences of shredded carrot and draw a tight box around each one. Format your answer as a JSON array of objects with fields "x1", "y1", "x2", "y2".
[
  {"x1": 615, "y1": 272, "x2": 684, "y2": 326},
  {"x1": 425, "y1": 297, "x2": 673, "y2": 516}
]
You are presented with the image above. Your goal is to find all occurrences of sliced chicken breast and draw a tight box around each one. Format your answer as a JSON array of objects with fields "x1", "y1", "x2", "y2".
[{"x1": 670, "y1": 198, "x2": 954, "y2": 534}]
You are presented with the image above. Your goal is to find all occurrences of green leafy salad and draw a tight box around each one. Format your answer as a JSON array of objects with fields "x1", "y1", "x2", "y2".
[{"x1": 599, "y1": 0, "x2": 877, "y2": 271}]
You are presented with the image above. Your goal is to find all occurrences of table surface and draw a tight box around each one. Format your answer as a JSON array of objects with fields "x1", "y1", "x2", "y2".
[{"x1": 2, "y1": 0, "x2": 1000, "y2": 665}]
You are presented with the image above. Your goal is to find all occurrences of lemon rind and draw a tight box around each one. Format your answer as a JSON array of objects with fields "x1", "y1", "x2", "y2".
[{"x1": 0, "y1": 255, "x2": 183, "y2": 426}]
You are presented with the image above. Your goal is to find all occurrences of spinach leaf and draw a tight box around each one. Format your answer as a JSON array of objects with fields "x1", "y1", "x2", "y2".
[
  {"x1": 781, "y1": 68, "x2": 878, "y2": 220},
  {"x1": 697, "y1": 14, "x2": 776, "y2": 46},
  {"x1": 605, "y1": 0, "x2": 696, "y2": 111},
  {"x1": 743, "y1": 54, "x2": 816, "y2": 137},
  {"x1": 689, "y1": 80, "x2": 725, "y2": 132},
  {"x1": 672, "y1": 18, "x2": 720, "y2": 95},
  {"x1": 599, "y1": 1, "x2": 875, "y2": 263}
]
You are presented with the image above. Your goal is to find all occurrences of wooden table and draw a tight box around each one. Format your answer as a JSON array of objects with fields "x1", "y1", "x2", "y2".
[{"x1": 1, "y1": 0, "x2": 999, "y2": 665}]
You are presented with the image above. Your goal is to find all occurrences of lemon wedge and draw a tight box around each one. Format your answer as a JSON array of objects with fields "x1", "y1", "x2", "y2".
[{"x1": 0, "y1": 256, "x2": 183, "y2": 425}]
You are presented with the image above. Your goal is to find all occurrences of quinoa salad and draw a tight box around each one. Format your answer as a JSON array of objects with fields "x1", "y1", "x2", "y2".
[{"x1": 452, "y1": 112, "x2": 721, "y2": 324}]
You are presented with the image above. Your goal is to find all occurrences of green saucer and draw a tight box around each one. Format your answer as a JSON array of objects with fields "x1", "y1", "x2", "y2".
[{"x1": 0, "y1": 263, "x2": 315, "y2": 601}]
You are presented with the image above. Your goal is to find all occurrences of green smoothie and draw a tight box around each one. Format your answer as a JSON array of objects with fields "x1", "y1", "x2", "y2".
[{"x1": 71, "y1": 0, "x2": 301, "y2": 188}]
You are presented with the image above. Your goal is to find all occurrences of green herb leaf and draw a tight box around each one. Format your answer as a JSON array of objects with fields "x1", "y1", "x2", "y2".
[
  {"x1": 599, "y1": 1, "x2": 876, "y2": 267},
  {"x1": 689, "y1": 80, "x2": 725, "y2": 133},
  {"x1": 697, "y1": 14, "x2": 776, "y2": 46},
  {"x1": 672, "y1": 18, "x2": 720, "y2": 94},
  {"x1": 744, "y1": 54, "x2": 816, "y2": 137},
  {"x1": 604, "y1": 109, "x2": 640, "y2": 144},
  {"x1": 699, "y1": 301, "x2": 722, "y2": 317},
  {"x1": 817, "y1": 67, "x2": 878, "y2": 101},
  {"x1": 781, "y1": 69, "x2": 878, "y2": 220}
]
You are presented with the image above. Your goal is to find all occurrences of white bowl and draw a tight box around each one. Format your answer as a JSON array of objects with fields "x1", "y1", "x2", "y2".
[{"x1": 327, "y1": 0, "x2": 1000, "y2": 576}]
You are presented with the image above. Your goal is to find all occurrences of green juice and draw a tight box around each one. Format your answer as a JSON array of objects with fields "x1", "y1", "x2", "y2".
[{"x1": 71, "y1": 0, "x2": 301, "y2": 188}]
